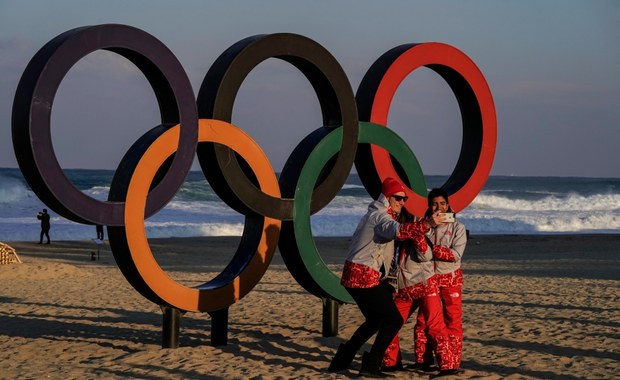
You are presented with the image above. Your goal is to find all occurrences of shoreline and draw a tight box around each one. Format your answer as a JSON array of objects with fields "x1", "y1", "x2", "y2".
[
  {"x1": 1, "y1": 235, "x2": 618, "y2": 379},
  {"x1": 6, "y1": 233, "x2": 619, "y2": 277}
]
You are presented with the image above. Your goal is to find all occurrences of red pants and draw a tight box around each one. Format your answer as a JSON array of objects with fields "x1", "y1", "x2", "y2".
[
  {"x1": 415, "y1": 284, "x2": 462, "y2": 368},
  {"x1": 382, "y1": 291, "x2": 455, "y2": 370}
]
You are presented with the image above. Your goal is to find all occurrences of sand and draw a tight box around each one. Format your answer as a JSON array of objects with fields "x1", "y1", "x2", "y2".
[{"x1": 1, "y1": 235, "x2": 618, "y2": 379}]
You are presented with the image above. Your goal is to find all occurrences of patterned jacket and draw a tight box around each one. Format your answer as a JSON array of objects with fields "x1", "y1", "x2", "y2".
[
  {"x1": 424, "y1": 218, "x2": 467, "y2": 287},
  {"x1": 341, "y1": 195, "x2": 429, "y2": 289},
  {"x1": 394, "y1": 238, "x2": 436, "y2": 300}
]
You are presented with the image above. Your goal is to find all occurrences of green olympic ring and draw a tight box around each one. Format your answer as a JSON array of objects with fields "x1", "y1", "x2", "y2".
[{"x1": 289, "y1": 122, "x2": 428, "y2": 304}]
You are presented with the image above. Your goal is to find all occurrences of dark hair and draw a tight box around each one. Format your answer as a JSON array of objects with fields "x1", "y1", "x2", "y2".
[
  {"x1": 427, "y1": 188, "x2": 449, "y2": 207},
  {"x1": 397, "y1": 206, "x2": 415, "y2": 223},
  {"x1": 424, "y1": 188, "x2": 452, "y2": 218}
]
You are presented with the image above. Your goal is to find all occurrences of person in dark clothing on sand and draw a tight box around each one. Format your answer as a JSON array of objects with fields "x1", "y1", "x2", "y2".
[
  {"x1": 37, "y1": 208, "x2": 51, "y2": 244},
  {"x1": 96, "y1": 224, "x2": 104, "y2": 240}
]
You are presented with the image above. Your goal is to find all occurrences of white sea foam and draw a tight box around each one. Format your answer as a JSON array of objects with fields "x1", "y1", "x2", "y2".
[
  {"x1": 471, "y1": 193, "x2": 620, "y2": 212},
  {"x1": 144, "y1": 221, "x2": 245, "y2": 237},
  {"x1": 0, "y1": 175, "x2": 32, "y2": 203},
  {"x1": 1, "y1": 170, "x2": 618, "y2": 240}
]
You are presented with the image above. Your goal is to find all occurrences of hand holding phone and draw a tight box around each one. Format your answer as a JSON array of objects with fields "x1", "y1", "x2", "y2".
[{"x1": 439, "y1": 212, "x2": 455, "y2": 223}]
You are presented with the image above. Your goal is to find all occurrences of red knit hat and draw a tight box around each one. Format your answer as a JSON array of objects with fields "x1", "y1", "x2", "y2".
[{"x1": 381, "y1": 177, "x2": 406, "y2": 198}]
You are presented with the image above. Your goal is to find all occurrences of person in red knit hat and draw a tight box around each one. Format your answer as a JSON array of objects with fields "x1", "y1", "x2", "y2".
[{"x1": 328, "y1": 177, "x2": 434, "y2": 378}]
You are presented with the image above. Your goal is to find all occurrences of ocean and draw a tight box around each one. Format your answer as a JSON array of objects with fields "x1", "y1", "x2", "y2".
[{"x1": 1, "y1": 167, "x2": 618, "y2": 241}]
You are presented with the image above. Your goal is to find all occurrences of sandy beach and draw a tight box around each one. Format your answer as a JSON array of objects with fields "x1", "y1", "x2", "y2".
[{"x1": 1, "y1": 235, "x2": 618, "y2": 379}]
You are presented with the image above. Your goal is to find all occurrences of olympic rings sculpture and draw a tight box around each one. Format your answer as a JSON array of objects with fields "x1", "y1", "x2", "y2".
[{"x1": 12, "y1": 25, "x2": 496, "y2": 315}]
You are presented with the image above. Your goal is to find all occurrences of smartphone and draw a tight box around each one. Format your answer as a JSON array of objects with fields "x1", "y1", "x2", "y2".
[{"x1": 440, "y1": 212, "x2": 455, "y2": 223}]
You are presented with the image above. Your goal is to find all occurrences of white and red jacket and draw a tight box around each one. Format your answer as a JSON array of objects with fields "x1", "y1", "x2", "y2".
[
  {"x1": 424, "y1": 219, "x2": 467, "y2": 287},
  {"x1": 340, "y1": 195, "x2": 429, "y2": 289},
  {"x1": 394, "y1": 236, "x2": 436, "y2": 300}
]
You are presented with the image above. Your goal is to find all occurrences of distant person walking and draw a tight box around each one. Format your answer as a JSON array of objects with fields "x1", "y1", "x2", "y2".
[
  {"x1": 96, "y1": 224, "x2": 104, "y2": 240},
  {"x1": 37, "y1": 208, "x2": 51, "y2": 244}
]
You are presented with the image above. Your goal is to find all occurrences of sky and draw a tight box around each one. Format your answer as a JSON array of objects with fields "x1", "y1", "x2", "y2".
[{"x1": 1, "y1": 0, "x2": 618, "y2": 178}]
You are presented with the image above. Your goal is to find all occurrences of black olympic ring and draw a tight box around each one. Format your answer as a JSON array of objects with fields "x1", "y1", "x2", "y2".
[
  {"x1": 12, "y1": 24, "x2": 198, "y2": 225},
  {"x1": 196, "y1": 33, "x2": 359, "y2": 220}
]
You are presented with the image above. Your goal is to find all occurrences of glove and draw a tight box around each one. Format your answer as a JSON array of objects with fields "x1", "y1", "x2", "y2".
[
  {"x1": 397, "y1": 220, "x2": 429, "y2": 240},
  {"x1": 432, "y1": 245, "x2": 456, "y2": 261},
  {"x1": 412, "y1": 234, "x2": 428, "y2": 252}
]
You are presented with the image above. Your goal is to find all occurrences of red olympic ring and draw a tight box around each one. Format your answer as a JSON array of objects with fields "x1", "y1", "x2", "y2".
[{"x1": 356, "y1": 43, "x2": 497, "y2": 216}]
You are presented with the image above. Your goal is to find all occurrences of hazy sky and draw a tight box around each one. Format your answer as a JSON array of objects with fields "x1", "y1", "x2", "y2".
[{"x1": 1, "y1": 0, "x2": 618, "y2": 178}]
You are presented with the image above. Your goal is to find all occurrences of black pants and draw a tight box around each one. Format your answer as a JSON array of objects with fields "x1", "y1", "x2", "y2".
[
  {"x1": 96, "y1": 225, "x2": 104, "y2": 240},
  {"x1": 344, "y1": 281, "x2": 403, "y2": 363},
  {"x1": 40, "y1": 228, "x2": 50, "y2": 244}
]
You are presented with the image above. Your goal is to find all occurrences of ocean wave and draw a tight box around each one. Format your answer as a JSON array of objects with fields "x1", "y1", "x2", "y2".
[
  {"x1": 471, "y1": 193, "x2": 620, "y2": 212},
  {"x1": 1, "y1": 168, "x2": 619, "y2": 240},
  {"x1": 460, "y1": 209, "x2": 619, "y2": 234},
  {"x1": 0, "y1": 174, "x2": 31, "y2": 203},
  {"x1": 144, "y1": 221, "x2": 245, "y2": 237}
]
